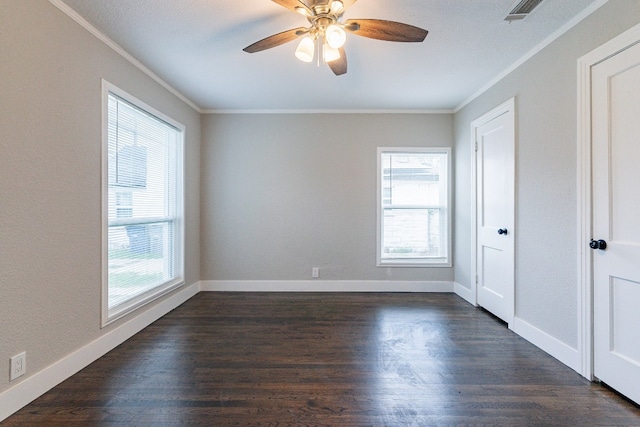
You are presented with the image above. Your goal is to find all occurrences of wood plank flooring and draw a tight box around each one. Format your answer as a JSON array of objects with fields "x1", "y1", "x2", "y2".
[{"x1": 3, "y1": 292, "x2": 640, "y2": 426}]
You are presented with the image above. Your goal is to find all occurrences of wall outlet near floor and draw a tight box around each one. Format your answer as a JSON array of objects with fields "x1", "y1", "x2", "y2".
[
  {"x1": 312, "y1": 267, "x2": 319, "y2": 279},
  {"x1": 10, "y1": 352, "x2": 26, "y2": 381}
]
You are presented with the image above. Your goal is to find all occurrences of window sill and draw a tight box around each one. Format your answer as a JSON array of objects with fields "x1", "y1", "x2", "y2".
[
  {"x1": 377, "y1": 259, "x2": 452, "y2": 268},
  {"x1": 102, "y1": 279, "x2": 185, "y2": 327}
]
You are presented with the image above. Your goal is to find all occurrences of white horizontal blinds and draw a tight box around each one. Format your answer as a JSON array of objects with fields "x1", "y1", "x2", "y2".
[
  {"x1": 381, "y1": 151, "x2": 447, "y2": 260},
  {"x1": 107, "y1": 94, "x2": 179, "y2": 310}
]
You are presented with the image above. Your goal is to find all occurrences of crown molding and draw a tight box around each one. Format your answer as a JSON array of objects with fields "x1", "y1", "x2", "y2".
[
  {"x1": 48, "y1": 0, "x2": 202, "y2": 113},
  {"x1": 454, "y1": 0, "x2": 610, "y2": 113},
  {"x1": 201, "y1": 109, "x2": 454, "y2": 115}
]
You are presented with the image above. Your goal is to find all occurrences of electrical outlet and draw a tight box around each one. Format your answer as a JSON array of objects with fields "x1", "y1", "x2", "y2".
[
  {"x1": 312, "y1": 267, "x2": 319, "y2": 279},
  {"x1": 10, "y1": 352, "x2": 26, "y2": 381}
]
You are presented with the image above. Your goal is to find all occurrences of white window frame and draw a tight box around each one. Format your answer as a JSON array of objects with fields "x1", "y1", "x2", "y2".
[
  {"x1": 376, "y1": 147, "x2": 452, "y2": 267},
  {"x1": 101, "y1": 81, "x2": 185, "y2": 326}
]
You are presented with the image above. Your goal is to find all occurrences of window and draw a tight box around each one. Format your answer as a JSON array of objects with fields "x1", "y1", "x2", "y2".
[
  {"x1": 103, "y1": 82, "x2": 184, "y2": 325},
  {"x1": 377, "y1": 147, "x2": 451, "y2": 266}
]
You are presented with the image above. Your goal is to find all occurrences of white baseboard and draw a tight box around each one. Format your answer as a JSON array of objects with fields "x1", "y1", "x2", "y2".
[
  {"x1": 512, "y1": 316, "x2": 580, "y2": 372},
  {"x1": 200, "y1": 280, "x2": 454, "y2": 293},
  {"x1": 453, "y1": 282, "x2": 475, "y2": 305},
  {"x1": 0, "y1": 281, "x2": 201, "y2": 423}
]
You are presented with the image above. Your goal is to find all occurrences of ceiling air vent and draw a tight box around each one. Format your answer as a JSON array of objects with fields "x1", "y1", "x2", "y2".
[{"x1": 505, "y1": 0, "x2": 544, "y2": 22}]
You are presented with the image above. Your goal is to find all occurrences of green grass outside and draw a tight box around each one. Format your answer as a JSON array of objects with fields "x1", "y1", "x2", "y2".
[
  {"x1": 109, "y1": 271, "x2": 164, "y2": 289},
  {"x1": 109, "y1": 248, "x2": 163, "y2": 259}
]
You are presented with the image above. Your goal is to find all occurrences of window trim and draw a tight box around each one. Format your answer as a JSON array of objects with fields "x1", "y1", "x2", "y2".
[
  {"x1": 101, "y1": 80, "x2": 185, "y2": 327},
  {"x1": 376, "y1": 147, "x2": 452, "y2": 267}
]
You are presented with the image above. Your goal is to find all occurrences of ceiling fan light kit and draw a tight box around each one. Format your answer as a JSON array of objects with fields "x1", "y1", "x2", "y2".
[
  {"x1": 243, "y1": 0, "x2": 428, "y2": 76},
  {"x1": 325, "y1": 24, "x2": 347, "y2": 49},
  {"x1": 295, "y1": 36, "x2": 315, "y2": 62},
  {"x1": 323, "y1": 44, "x2": 341, "y2": 62},
  {"x1": 330, "y1": 0, "x2": 344, "y2": 14}
]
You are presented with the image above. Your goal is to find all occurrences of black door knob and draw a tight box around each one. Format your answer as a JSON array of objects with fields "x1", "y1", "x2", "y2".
[
  {"x1": 498, "y1": 228, "x2": 508, "y2": 235},
  {"x1": 590, "y1": 239, "x2": 607, "y2": 250}
]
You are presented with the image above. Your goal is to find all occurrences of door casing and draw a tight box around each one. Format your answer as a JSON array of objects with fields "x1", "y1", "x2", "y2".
[{"x1": 471, "y1": 98, "x2": 516, "y2": 326}]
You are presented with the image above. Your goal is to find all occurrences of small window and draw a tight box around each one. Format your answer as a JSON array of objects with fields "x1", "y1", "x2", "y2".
[
  {"x1": 377, "y1": 147, "x2": 451, "y2": 266},
  {"x1": 102, "y1": 81, "x2": 184, "y2": 325}
]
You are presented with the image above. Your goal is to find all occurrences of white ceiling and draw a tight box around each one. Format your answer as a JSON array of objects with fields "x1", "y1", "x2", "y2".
[{"x1": 58, "y1": 0, "x2": 601, "y2": 112}]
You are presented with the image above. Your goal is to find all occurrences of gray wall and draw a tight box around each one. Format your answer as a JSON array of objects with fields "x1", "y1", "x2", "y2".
[
  {"x1": 4, "y1": 0, "x2": 640, "y2": 405},
  {"x1": 201, "y1": 113, "x2": 454, "y2": 282},
  {"x1": 0, "y1": 1, "x2": 200, "y2": 394},
  {"x1": 454, "y1": 0, "x2": 640, "y2": 347}
]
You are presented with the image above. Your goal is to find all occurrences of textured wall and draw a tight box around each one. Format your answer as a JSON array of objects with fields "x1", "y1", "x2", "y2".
[
  {"x1": 201, "y1": 113, "x2": 454, "y2": 282},
  {"x1": 453, "y1": 1, "x2": 640, "y2": 348},
  {"x1": 0, "y1": 1, "x2": 200, "y2": 394}
]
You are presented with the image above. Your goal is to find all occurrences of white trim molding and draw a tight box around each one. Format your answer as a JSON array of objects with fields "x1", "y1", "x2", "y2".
[
  {"x1": 202, "y1": 109, "x2": 455, "y2": 115},
  {"x1": 512, "y1": 317, "x2": 580, "y2": 373},
  {"x1": 576, "y1": 21, "x2": 640, "y2": 381},
  {"x1": 200, "y1": 280, "x2": 454, "y2": 293},
  {"x1": 470, "y1": 97, "x2": 517, "y2": 312},
  {"x1": 453, "y1": 282, "x2": 475, "y2": 305},
  {"x1": 0, "y1": 282, "x2": 201, "y2": 423}
]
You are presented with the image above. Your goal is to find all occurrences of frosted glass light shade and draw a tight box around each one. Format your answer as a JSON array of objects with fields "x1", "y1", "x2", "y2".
[
  {"x1": 295, "y1": 37, "x2": 315, "y2": 63},
  {"x1": 325, "y1": 25, "x2": 346, "y2": 49},
  {"x1": 330, "y1": 1, "x2": 344, "y2": 14},
  {"x1": 323, "y1": 45, "x2": 341, "y2": 63}
]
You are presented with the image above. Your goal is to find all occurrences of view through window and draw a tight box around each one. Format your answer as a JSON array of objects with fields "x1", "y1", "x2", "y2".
[
  {"x1": 104, "y1": 84, "x2": 184, "y2": 323},
  {"x1": 378, "y1": 148, "x2": 450, "y2": 266}
]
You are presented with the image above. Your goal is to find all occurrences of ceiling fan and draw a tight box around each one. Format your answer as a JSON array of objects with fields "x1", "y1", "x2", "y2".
[{"x1": 243, "y1": 0, "x2": 428, "y2": 76}]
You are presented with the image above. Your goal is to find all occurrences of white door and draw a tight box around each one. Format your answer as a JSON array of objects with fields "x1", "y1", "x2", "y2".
[
  {"x1": 474, "y1": 100, "x2": 515, "y2": 325},
  {"x1": 591, "y1": 41, "x2": 640, "y2": 405}
]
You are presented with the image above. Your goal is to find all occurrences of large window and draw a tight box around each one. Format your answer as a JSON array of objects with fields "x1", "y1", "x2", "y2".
[
  {"x1": 102, "y1": 82, "x2": 184, "y2": 325},
  {"x1": 377, "y1": 147, "x2": 451, "y2": 266}
]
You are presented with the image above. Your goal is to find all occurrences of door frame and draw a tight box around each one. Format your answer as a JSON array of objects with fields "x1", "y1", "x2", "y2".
[
  {"x1": 471, "y1": 97, "x2": 516, "y2": 326},
  {"x1": 576, "y1": 22, "x2": 640, "y2": 380}
]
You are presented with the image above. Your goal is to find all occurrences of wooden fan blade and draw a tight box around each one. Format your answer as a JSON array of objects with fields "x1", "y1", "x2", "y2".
[
  {"x1": 328, "y1": 47, "x2": 347, "y2": 76},
  {"x1": 271, "y1": 0, "x2": 311, "y2": 15},
  {"x1": 243, "y1": 27, "x2": 307, "y2": 53},
  {"x1": 343, "y1": 19, "x2": 428, "y2": 42}
]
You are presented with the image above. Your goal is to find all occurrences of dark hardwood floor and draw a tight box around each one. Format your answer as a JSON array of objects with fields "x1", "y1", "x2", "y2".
[{"x1": 3, "y1": 292, "x2": 640, "y2": 426}]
